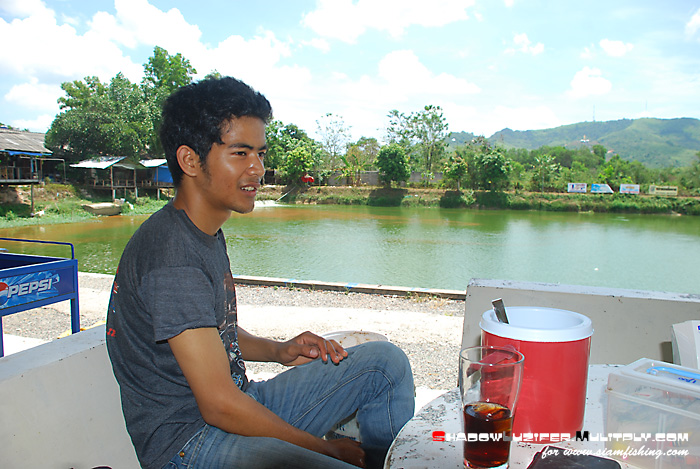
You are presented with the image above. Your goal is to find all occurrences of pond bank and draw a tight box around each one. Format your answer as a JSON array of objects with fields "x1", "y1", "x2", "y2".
[
  {"x1": 260, "y1": 185, "x2": 700, "y2": 215},
  {"x1": 2, "y1": 183, "x2": 699, "y2": 231}
]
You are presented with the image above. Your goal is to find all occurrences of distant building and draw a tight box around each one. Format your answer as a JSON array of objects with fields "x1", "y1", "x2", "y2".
[{"x1": 0, "y1": 128, "x2": 52, "y2": 184}]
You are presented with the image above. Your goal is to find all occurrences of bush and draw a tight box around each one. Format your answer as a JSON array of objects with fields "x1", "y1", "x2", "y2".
[{"x1": 439, "y1": 190, "x2": 475, "y2": 208}]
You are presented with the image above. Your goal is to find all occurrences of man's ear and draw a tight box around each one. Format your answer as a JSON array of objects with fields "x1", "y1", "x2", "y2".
[{"x1": 176, "y1": 145, "x2": 200, "y2": 178}]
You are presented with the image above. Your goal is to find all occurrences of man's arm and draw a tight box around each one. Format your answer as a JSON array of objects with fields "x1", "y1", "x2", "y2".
[
  {"x1": 237, "y1": 326, "x2": 347, "y2": 366},
  {"x1": 168, "y1": 328, "x2": 363, "y2": 466}
]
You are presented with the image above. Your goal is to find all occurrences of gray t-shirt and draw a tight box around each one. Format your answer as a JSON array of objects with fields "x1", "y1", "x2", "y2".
[{"x1": 106, "y1": 201, "x2": 247, "y2": 469}]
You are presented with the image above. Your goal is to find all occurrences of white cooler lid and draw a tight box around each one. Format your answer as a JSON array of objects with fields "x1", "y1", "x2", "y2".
[{"x1": 481, "y1": 306, "x2": 593, "y2": 342}]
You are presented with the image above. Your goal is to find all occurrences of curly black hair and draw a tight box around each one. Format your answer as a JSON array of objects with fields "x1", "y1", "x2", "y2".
[{"x1": 159, "y1": 77, "x2": 273, "y2": 186}]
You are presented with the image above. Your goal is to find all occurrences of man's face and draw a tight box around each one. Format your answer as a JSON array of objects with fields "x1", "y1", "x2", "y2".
[{"x1": 199, "y1": 115, "x2": 267, "y2": 215}]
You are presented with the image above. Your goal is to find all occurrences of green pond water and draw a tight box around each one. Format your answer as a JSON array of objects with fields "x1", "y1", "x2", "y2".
[{"x1": 1, "y1": 203, "x2": 699, "y2": 295}]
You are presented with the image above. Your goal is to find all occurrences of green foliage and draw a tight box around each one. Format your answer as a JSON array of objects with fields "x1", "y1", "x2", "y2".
[
  {"x1": 412, "y1": 105, "x2": 449, "y2": 173},
  {"x1": 46, "y1": 47, "x2": 197, "y2": 162},
  {"x1": 385, "y1": 105, "x2": 449, "y2": 173},
  {"x1": 46, "y1": 73, "x2": 152, "y2": 162},
  {"x1": 142, "y1": 46, "x2": 196, "y2": 96},
  {"x1": 367, "y1": 188, "x2": 407, "y2": 206},
  {"x1": 529, "y1": 153, "x2": 561, "y2": 192},
  {"x1": 122, "y1": 198, "x2": 168, "y2": 215},
  {"x1": 316, "y1": 113, "x2": 351, "y2": 170},
  {"x1": 265, "y1": 120, "x2": 321, "y2": 172},
  {"x1": 596, "y1": 155, "x2": 634, "y2": 190},
  {"x1": 468, "y1": 141, "x2": 510, "y2": 191},
  {"x1": 282, "y1": 145, "x2": 315, "y2": 185},
  {"x1": 442, "y1": 154, "x2": 468, "y2": 190},
  {"x1": 439, "y1": 190, "x2": 475, "y2": 208},
  {"x1": 341, "y1": 137, "x2": 379, "y2": 185},
  {"x1": 376, "y1": 143, "x2": 410, "y2": 187},
  {"x1": 141, "y1": 46, "x2": 197, "y2": 155}
]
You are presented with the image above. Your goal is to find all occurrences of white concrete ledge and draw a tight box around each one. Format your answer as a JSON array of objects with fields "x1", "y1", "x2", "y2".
[
  {"x1": 0, "y1": 325, "x2": 139, "y2": 468},
  {"x1": 233, "y1": 274, "x2": 466, "y2": 300},
  {"x1": 462, "y1": 278, "x2": 700, "y2": 364}
]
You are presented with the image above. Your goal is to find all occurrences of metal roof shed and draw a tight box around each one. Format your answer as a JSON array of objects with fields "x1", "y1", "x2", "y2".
[
  {"x1": 71, "y1": 156, "x2": 146, "y2": 200},
  {"x1": 71, "y1": 157, "x2": 171, "y2": 200}
]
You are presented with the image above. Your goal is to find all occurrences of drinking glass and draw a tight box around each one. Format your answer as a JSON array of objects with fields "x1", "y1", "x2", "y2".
[{"x1": 459, "y1": 346, "x2": 524, "y2": 469}]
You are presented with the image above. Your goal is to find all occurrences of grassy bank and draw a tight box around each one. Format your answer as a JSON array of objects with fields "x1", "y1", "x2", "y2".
[
  {"x1": 2, "y1": 183, "x2": 699, "y2": 229},
  {"x1": 0, "y1": 183, "x2": 172, "y2": 228},
  {"x1": 272, "y1": 185, "x2": 700, "y2": 215}
]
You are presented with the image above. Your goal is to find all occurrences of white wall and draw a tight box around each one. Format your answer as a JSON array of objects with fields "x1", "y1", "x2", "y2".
[{"x1": 0, "y1": 325, "x2": 139, "y2": 468}]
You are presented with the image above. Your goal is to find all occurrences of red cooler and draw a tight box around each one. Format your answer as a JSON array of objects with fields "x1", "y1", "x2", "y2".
[{"x1": 480, "y1": 306, "x2": 593, "y2": 441}]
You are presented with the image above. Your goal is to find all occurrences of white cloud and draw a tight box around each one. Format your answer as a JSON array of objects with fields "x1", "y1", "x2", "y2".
[
  {"x1": 599, "y1": 39, "x2": 633, "y2": 57},
  {"x1": 377, "y1": 50, "x2": 480, "y2": 100},
  {"x1": 302, "y1": 0, "x2": 474, "y2": 43},
  {"x1": 0, "y1": 2, "x2": 142, "y2": 82},
  {"x1": 11, "y1": 114, "x2": 56, "y2": 132},
  {"x1": 108, "y1": 0, "x2": 203, "y2": 56},
  {"x1": 443, "y1": 102, "x2": 560, "y2": 136},
  {"x1": 0, "y1": 0, "x2": 315, "y2": 132},
  {"x1": 303, "y1": 38, "x2": 331, "y2": 53},
  {"x1": 505, "y1": 33, "x2": 544, "y2": 56},
  {"x1": 273, "y1": 50, "x2": 481, "y2": 141},
  {"x1": 4, "y1": 80, "x2": 63, "y2": 112},
  {"x1": 686, "y1": 8, "x2": 700, "y2": 38},
  {"x1": 568, "y1": 67, "x2": 612, "y2": 98},
  {"x1": 490, "y1": 105, "x2": 561, "y2": 132}
]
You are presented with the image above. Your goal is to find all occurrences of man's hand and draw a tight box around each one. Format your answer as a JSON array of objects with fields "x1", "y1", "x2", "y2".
[
  {"x1": 324, "y1": 438, "x2": 366, "y2": 468},
  {"x1": 276, "y1": 331, "x2": 347, "y2": 366}
]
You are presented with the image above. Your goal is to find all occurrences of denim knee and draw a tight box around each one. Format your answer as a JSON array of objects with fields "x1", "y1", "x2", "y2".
[{"x1": 350, "y1": 341, "x2": 413, "y2": 385}]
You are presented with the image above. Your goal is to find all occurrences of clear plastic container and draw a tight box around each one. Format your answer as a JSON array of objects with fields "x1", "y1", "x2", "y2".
[{"x1": 605, "y1": 358, "x2": 700, "y2": 468}]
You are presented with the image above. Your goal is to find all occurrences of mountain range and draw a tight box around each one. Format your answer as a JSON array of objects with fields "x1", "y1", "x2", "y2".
[{"x1": 449, "y1": 117, "x2": 700, "y2": 168}]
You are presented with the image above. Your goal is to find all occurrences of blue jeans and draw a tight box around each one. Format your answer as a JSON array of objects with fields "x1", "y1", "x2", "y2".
[{"x1": 165, "y1": 341, "x2": 415, "y2": 468}]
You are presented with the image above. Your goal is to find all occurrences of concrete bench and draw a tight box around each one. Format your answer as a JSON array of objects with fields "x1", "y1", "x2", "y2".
[{"x1": 0, "y1": 325, "x2": 139, "y2": 468}]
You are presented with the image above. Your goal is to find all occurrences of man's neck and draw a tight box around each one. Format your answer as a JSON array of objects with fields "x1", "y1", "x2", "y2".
[{"x1": 172, "y1": 190, "x2": 230, "y2": 236}]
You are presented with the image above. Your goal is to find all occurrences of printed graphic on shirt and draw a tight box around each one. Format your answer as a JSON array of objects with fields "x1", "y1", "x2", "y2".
[
  {"x1": 220, "y1": 273, "x2": 247, "y2": 389},
  {"x1": 106, "y1": 276, "x2": 118, "y2": 338}
]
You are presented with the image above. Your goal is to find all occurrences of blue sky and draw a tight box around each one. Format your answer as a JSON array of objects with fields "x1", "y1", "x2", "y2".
[{"x1": 1, "y1": 0, "x2": 699, "y2": 142}]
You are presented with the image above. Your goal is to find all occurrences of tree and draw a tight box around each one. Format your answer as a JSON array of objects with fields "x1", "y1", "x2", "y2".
[
  {"x1": 342, "y1": 137, "x2": 379, "y2": 185},
  {"x1": 141, "y1": 46, "x2": 196, "y2": 96},
  {"x1": 46, "y1": 73, "x2": 151, "y2": 161},
  {"x1": 46, "y1": 47, "x2": 198, "y2": 162},
  {"x1": 531, "y1": 154, "x2": 561, "y2": 192},
  {"x1": 385, "y1": 105, "x2": 449, "y2": 176},
  {"x1": 376, "y1": 143, "x2": 410, "y2": 187},
  {"x1": 476, "y1": 146, "x2": 510, "y2": 191},
  {"x1": 597, "y1": 154, "x2": 633, "y2": 190},
  {"x1": 282, "y1": 144, "x2": 315, "y2": 185},
  {"x1": 680, "y1": 152, "x2": 700, "y2": 193},
  {"x1": 265, "y1": 120, "x2": 314, "y2": 170},
  {"x1": 385, "y1": 110, "x2": 413, "y2": 151},
  {"x1": 57, "y1": 76, "x2": 106, "y2": 111},
  {"x1": 316, "y1": 113, "x2": 351, "y2": 170},
  {"x1": 141, "y1": 46, "x2": 197, "y2": 154},
  {"x1": 591, "y1": 144, "x2": 608, "y2": 164},
  {"x1": 411, "y1": 105, "x2": 449, "y2": 174},
  {"x1": 443, "y1": 154, "x2": 468, "y2": 190},
  {"x1": 463, "y1": 139, "x2": 510, "y2": 191}
]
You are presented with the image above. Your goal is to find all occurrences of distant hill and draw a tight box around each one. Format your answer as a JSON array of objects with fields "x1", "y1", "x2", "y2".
[{"x1": 450, "y1": 118, "x2": 700, "y2": 168}]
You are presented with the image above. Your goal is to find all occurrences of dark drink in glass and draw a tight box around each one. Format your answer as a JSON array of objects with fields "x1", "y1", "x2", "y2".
[{"x1": 463, "y1": 401, "x2": 513, "y2": 468}]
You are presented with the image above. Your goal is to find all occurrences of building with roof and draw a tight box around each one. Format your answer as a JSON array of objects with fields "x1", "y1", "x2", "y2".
[
  {"x1": 70, "y1": 156, "x2": 172, "y2": 200},
  {"x1": 0, "y1": 127, "x2": 53, "y2": 184}
]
